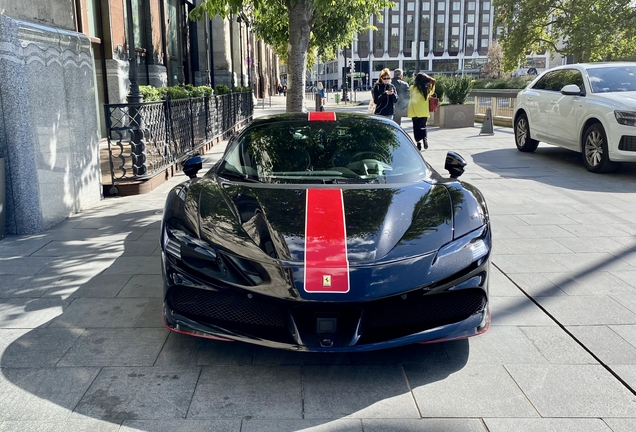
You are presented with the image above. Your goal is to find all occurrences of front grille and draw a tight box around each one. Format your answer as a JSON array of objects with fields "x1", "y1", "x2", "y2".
[
  {"x1": 360, "y1": 289, "x2": 486, "y2": 343},
  {"x1": 619, "y1": 136, "x2": 636, "y2": 151},
  {"x1": 168, "y1": 286, "x2": 287, "y2": 328}
]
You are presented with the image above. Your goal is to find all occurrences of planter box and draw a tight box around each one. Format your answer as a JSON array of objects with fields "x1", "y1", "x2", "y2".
[{"x1": 437, "y1": 104, "x2": 475, "y2": 128}]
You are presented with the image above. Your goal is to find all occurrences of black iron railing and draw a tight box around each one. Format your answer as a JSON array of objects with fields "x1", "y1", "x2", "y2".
[{"x1": 104, "y1": 92, "x2": 253, "y2": 193}]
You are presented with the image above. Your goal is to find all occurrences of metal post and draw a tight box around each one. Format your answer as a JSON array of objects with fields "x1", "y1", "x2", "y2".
[
  {"x1": 125, "y1": 0, "x2": 146, "y2": 176},
  {"x1": 461, "y1": 23, "x2": 468, "y2": 76}
]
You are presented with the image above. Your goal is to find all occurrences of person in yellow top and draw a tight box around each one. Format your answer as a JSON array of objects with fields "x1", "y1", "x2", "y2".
[{"x1": 407, "y1": 73, "x2": 437, "y2": 151}]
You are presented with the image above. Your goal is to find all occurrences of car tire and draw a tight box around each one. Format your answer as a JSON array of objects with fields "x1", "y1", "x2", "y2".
[
  {"x1": 581, "y1": 123, "x2": 618, "y2": 173},
  {"x1": 514, "y1": 112, "x2": 539, "y2": 152}
]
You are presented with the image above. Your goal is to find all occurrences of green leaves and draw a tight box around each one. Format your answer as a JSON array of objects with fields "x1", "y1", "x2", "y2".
[{"x1": 495, "y1": 0, "x2": 636, "y2": 69}]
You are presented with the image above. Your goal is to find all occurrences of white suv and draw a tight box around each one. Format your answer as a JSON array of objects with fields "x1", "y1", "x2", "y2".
[{"x1": 513, "y1": 62, "x2": 636, "y2": 173}]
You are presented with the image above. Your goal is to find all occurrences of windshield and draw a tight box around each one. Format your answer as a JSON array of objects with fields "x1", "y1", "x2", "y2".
[
  {"x1": 216, "y1": 117, "x2": 429, "y2": 184},
  {"x1": 587, "y1": 66, "x2": 636, "y2": 93}
]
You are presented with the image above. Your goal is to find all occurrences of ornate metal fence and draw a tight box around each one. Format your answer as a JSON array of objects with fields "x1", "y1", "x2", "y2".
[{"x1": 104, "y1": 92, "x2": 253, "y2": 193}]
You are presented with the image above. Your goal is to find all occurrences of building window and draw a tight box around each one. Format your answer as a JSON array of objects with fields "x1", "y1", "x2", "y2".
[
  {"x1": 466, "y1": 39, "x2": 474, "y2": 48},
  {"x1": 481, "y1": 38, "x2": 489, "y2": 47},
  {"x1": 483, "y1": 2, "x2": 490, "y2": 9},
  {"x1": 437, "y1": 14, "x2": 445, "y2": 23},
  {"x1": 436, "y1": 27, "x2": 444, "y2": 36},
  {"x1": 407, "y1": 14, "x2": 414, "y2": 23},
  {"x1": 453, "y1": 1, "x2": 460, "y2": 10},
  {"x1": 375, "y1": 31, "x2": 384, "y2": 50},
  {"x1": 392, "y1": 28, "x2": 399, "y2": 36},
  {"x1": 437, "y1": 1, "x2": 445, "y2": 11},
  {"x1": 407, "y1": 2, "x2": 415, "y2": 11},
  {"x1": 391, "y1": 40, "x2": 399, "y2": 50},
  {"x1": 422, "y1": 2, "x2": 430, "y2": 11},
  {"x1": 483, "y1": 14, "x2": 490, "y2": 23},
  {"x1": 450, "y1": 39, "x2": 458, "y2": 48},
  {"x1": 467, "y1": 26, "x2": 474, "y2": 35},
  {"x1": 393, "y1": 3, "x2": 400, "y2": 11},
  {"x1": 436, "y1": 40, "x2": 444, "y2": 49},
  {"x1": 452, "y1": 14, "x2": 460, "y2": 23},
  {"x1": 468, "y1": 2, "x2": 475, "y2": 10},
  {"x1": 406, "y1": 27, "x2": 415, "y2": 36},
  {"x1": 392, "y1": 15, "x2": 400, "y2": 24},
  {"x1": 467, "y1": 14, "x2": 474, "y2": 23},
  {"x1": 452, "y1": 27, "x2": 459, "y2": 35}
]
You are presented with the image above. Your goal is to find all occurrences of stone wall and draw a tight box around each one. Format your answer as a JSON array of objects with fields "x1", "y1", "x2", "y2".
[
  {"x1": 0, "y1": 0, "x2": 76, "y2": 31},
  {"x1": 0, "y1": 15, "x2": 102, "y2": 234}
]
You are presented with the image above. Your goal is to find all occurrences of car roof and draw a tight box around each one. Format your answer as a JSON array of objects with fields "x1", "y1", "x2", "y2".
[
  {"x1": 246, "y1": 112, "x2": 397, "y2": 129},
  {"x1": 551, "y1": 62, "x2": 636, "y2": 70}
]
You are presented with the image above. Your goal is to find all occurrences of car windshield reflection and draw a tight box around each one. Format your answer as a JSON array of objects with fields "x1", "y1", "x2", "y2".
[
  {"x1": 587, "y1": 66, "x2": 636, "y2": 93},
  {"x1": 217, "y1": 117, "x2": 429, "y2": 184}
]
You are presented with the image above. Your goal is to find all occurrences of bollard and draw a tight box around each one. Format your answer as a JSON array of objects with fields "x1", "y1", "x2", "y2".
[{"x1": 480, "y1": 107, "x2": 495, "y2": 135}]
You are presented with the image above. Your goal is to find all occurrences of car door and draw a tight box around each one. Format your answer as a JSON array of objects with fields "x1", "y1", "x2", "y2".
[
  {"x1": 548, "y1": 69, "x2": 586, "y2": 150},
  {"x1": 523, "y1": 71, "x2": 560, "y2": 138}
]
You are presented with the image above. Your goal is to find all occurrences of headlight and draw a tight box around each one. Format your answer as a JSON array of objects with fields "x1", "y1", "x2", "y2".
[
  {"x1": 428, "y1": 225, "x2": 490, "y2": 281},
  {"x1": 163, "y1": 225, "x2": 217, "y2": 261},
  {"x1": 614, "y1": 111, "x2": 636, "y2": 127}
]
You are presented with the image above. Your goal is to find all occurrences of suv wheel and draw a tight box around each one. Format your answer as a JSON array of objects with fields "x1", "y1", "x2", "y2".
[
  {"x1": 582, "y1": 124, "x2": 618, "y2": 173},
  {"x1": 514, "y1": 113, "x2": 539, "y2": 152}
]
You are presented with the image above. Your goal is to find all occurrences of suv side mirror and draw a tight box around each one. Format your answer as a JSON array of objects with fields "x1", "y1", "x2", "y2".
[
  {"x1": 445, "y1": 151, "x2": 467, "y2": 178},
  {"x1": 561, "y1": 84, "x2": 584, "y2": 96},
  {"x1": 182, "y1": 154, "x2": 203, "y2": 179}
]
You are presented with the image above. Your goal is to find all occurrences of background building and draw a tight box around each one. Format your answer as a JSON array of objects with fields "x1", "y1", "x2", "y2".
[{"x1": 316, "y1": 0, "x2": 565, "y2": 90}]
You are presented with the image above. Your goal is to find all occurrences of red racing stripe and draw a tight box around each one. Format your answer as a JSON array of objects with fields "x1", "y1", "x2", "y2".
[{"x1": 304, "y1": 189, "x2": 350, "y2": 293}]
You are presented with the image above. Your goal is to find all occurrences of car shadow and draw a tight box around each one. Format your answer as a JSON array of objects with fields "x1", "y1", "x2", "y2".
[{"x1": 0, "y1": 206, "x2": 470, "y2": 429}]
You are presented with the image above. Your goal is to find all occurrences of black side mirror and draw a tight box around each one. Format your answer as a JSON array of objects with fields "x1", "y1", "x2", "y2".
[
  {"x1": 444, "y1": 151, "x2": 467, "y2": 178},
  {"x1": 182, "y1": 154, "x2": 203, "y2": 179}
]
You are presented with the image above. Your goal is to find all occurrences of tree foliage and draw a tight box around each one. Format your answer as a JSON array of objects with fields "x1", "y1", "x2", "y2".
[
  {"x1": 494, "y1": 0, "x2": 636, "y2": 71},
  {"x1": 191, "y1": 0, "x2": 393, "y2": 112}
]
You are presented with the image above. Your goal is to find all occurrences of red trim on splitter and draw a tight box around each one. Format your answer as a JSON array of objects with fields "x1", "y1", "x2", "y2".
[
  {"x1": 308, "y1": 111, "x2": 336, "y2": 121},
  {"x1": 304, "y1": 189, "x2": 350, "y2": 293}
]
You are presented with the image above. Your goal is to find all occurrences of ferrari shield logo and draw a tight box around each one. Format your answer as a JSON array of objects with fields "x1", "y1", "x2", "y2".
[{"x1": 322, "y1": 275, "x2": 332, "y2": 287}]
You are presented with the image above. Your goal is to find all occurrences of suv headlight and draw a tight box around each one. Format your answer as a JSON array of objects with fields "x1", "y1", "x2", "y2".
[{"x1": 614, "y1": 111, "x2": 636, "y2": 127}]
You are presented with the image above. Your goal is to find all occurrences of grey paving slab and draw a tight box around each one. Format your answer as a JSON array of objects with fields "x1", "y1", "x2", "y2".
[
  {"x1": 0, "y1": 257, "x2": 54, "y2": 275},
  {"x1": 30, "y1": 240, "x2": 124, "y2": 258},
  {"x1": 347, "y1": 343, "x2": 450, "y2": 365},
  {"x1": 497, "y1": 238, "x2": 573, "y2": 255},
  {"x1": 489, "y1": 214, "x2": 529, "y2": 227},
  {"x1": 57, "y1": 328, "x2": 169, "y2": 367},
  {"x1": 101, "y1": 257, "x2": 161, "y2": 275},
  {"x1": 519, "y1": 326, "x2": 598, "y2": 365},
  {"x1": 516, "y1": 214, "x2": 579, "y2": 226},
  {"x1": 35, "y1": 258, "x2": 116, "y2": 279},
  {"x1": 0, "y1": 419, "x2": 121, "y2": 432},
  {"x1": 132, "y1": 298, "x2": 165, "y2": 328},
  {"x1": 506, "y1": 224, "x2": 578, "y2": 239},
  {"x1": 493, "y1": 254, "x2": 570, "y2": 274},
  {"x1": 405, "y1": 364, "x2": 538, "y2": 417},
  {"x1": 549, "y1": 252, "x2": 635, "y2": 273},
  {"x1": 490, "y1": 225, "x2": 522, "y2": 240},
  {"x1": 610, "y1": 294, "x2": 636, "y2": 314},
  {"x1": 241, "y1": 419, "x2": 362, "y2": 432},
  {"x1": 44, "y1": 274, "x2": 133, "y2": 299},
  {"x1": 484, "y1": 418, "x2": 612, "y2": 432},
  {"x1": 117, "y1": 241, "x2": 160, "y2": 257},
  {"x1": 505, "y1": 364, "x2": 636, "y2": 417},
  {"x1": 535, "y1": 296, "x2": 636, "y2": 325},
  {"x1": 302, "y1": 365, "x2": 418, "y2": 419},
  {"x1": 567, "y1": 325, "x2": 636, "y2": 364},
  {"x1": 443, "y1": 326, "x2": 548, "y2": 365},
  {"x1": 0, "y1": 298, "x2": 69, "y2": 328},
  {"x1": 116, "y1": 275, "x2": 163, "y2": 298},
  {"x1": 0, "y1": 328, "x2": 83, "y2": 367},
  {"x1": 74, "y1": 366, "x2": 201, "y2": 421},
  {"x1": 48, "y1": 298, "x2": 150, "y2": 328},
  {"x1": 505, "y1": 273, "x2": 567, "y2": 297},
  {"x1": 188, "y1": 365, "x2": 301, "y2": 419},
  {"x1": 155, "y1": 332, "x2": 254, "y2": 366},
  {"x1": 0, "y1": 238, "x2": 52, "y2": 258},
  {"x1": 0, "y1": 274, "x2": 63, "y2": 298},
  {"x1": 603, "y1": 418, "x2": 636, "y2": 432},
  {"x1": 361, "y1": 419, "x2": 486, "y2": 432},
  {"x1": 611, "y1": 365, "x2": 636, "y2": 390},
  {"x1": 120, "y1": 419, "x2": 240, "y2": 432},
  {"x1": 0, "y1": 367, "x2": 100, "y2": 421},
  {"x1": 542, "y1": 271, "x2": 636, "y2": 296},
  {"x1": 489, "y1": 296, "x2": 556, "y2": 326},
  {"x1": 561, "y1": 224, "x2": 635, "y2": 238}
]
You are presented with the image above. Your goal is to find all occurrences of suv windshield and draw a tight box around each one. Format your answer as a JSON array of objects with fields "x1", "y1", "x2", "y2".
[
  {"x1": 587, "y1": 66, "x2": 636, "y2": 93},
  {"x1": 217, "y1": 117, "x2": 429, "y2": 184}
]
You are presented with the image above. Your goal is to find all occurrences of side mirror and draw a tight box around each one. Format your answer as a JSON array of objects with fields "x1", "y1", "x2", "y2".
[
  {"x1": 445, "y1": 151, "x2": 467, "y2": 179},
  {"x1": 561, "y1": 84, "x2": 584, "y2": 96},
  {"x1": 182, "y1": 155, "x2": 203, "y2": 179}
]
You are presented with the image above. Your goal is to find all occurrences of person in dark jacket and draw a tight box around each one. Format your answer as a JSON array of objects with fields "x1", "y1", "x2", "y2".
[
  {"x1": 372, "y1": 68, "x2": 398, "y2": 119},
  {"x1": 391, "y1": 68, "x2": 410, "y2": 126}
]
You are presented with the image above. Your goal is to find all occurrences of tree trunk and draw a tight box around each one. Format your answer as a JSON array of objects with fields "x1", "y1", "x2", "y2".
[{"x1": 286, "y1": 1, "x2": 312, "y2": 112}]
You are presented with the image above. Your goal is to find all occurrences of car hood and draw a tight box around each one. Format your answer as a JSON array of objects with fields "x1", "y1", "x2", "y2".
[
  {"x1": 596, "y1": 91, "x2": 636, "y2": 109},
  {"x1": 197, "y1": 179, "x2": 454, "y2": 265}
]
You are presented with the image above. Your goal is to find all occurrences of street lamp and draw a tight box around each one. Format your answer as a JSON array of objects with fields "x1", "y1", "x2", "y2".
[
  {"x1": 461, "y1": 22, "x2": 468, "y2": 76},
  {"x1": 125, "y1": 0, "x2": 142, "y2": 104}
]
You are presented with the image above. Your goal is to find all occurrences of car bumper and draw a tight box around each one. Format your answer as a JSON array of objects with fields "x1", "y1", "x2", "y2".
[
  {"x1": 607, "y1": 126, "x2": 636, "y2": 162},
  {"x1": 162, "y1": 256, "x2": 491, "y2": 352}
]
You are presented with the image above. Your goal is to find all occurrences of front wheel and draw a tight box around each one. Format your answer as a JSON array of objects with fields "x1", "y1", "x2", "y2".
[
  {"x1": 581, "y1": 124, "x2": 618, "y2": 173},
  {"x1": 514, "y1": 113, "x2": 539, "y2": 152}
]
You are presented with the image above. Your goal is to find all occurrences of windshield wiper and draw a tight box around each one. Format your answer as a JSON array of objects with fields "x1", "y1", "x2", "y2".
[{"x1": 217, "y1": 170, "x2": 260, "y2": 183}]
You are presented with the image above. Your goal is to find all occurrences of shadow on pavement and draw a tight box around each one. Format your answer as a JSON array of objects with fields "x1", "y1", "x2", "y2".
[{"x1": 0, "y1": 206, "x2": 470, "y2": 429}]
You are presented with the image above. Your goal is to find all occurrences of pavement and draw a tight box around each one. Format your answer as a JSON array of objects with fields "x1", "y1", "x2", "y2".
[{"x1": 1, "y1": 95, "x2": 636, "y2": 432}]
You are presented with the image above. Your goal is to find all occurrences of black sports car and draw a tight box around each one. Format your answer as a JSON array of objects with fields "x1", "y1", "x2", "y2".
[{"x1": 161, "y1": 112, "x2": 491, "y2": 352}]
